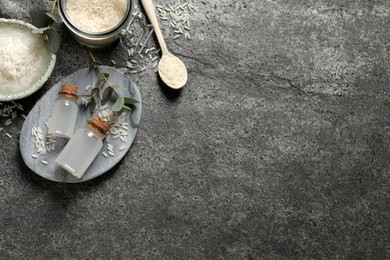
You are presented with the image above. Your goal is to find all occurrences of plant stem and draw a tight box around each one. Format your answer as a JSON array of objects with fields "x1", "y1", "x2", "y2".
[
  {"x1": 51, "y1": 0, "x2": 57, "y2": 13},
  {"x1": 88, "y1": 52, "x2": 120, "y2": 98},
  {"x1": 46, "y1": 0, "x2": 57, "y2": 35},
  {"x1": 89, "y1": 52, "x2": 109, "y2": 83}
]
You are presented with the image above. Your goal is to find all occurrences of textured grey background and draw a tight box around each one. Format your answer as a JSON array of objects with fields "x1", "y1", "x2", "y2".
[{"x1": 1, "y1": 0, "x2": 390, "y2": 259}]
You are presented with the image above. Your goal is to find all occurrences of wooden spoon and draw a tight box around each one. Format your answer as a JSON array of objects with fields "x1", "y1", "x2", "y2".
[{"x1": 141, "y1": 0, "x2": 188, "y2": 89}]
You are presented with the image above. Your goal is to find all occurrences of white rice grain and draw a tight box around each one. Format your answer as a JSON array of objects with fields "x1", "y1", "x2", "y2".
[{"x1": 41, "y1": 160, "x2": 48, "y2": 165}]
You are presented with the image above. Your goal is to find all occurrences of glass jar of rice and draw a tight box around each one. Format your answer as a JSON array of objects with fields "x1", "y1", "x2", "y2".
[{"x1": 58, "y1": 0, "x2": 133, "y2": 47}]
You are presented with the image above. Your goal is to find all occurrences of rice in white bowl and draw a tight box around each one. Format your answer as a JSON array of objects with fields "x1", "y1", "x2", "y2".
[{"x1": 0, "y1": 24, "x2": 51, "y2": 96}]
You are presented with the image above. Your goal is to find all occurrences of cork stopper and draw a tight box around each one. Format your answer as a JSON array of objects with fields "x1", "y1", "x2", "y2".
[
  {"x1": 87, "y1": 115, "x2": 111, "y2": 136},
  {"x1": 59, "y1": 84, "x2": 79, "y2": 99}
]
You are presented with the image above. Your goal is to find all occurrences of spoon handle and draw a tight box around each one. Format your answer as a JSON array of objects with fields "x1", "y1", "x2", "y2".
[{"x1": 141, "y1": 0, "x2": 168, "y2": 54}]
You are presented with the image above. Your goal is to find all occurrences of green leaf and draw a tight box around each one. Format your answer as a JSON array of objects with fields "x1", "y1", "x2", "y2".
[
  {"x1": 89, "y1": 61, "x2": 96, "y2": 71},
  {"x1": 32, "y1": 26, "x2": 50, "y2": 34},
  {"x1": 32, "y1": 10, "x2": 51, "y2": 28},
  {"x1": 89, "y1": 98, "x2": 96, "y2": 113},
  {"x1": 91, "y1": 87, "x2": 100, "y2": 97},
  {"x1": 101, "y1": 87, "x2": 113, "y2": 104},
  {"x1": 46, "y1": 28, "x2": 60, "y2": 53},
  {"x1": 111, "y1": 97, "x2": 125, "y2": 112},
  {"x1": 124, "y1": 97, "x2": 140, "y2": 105},
  {"x1": 110, "y1": 84, "x2": 123, "y2": 95},
  {"x1": 45, "y1": 12, "x2": 63, "y2": 23}
]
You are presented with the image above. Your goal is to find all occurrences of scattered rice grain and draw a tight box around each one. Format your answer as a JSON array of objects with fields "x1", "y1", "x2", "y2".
[
  {"x1": 41, "y1": 160, "x2": 49, "y2": 165},
  {"x1": 126, "y1": 61, "x2": 134, "y2": 69}
]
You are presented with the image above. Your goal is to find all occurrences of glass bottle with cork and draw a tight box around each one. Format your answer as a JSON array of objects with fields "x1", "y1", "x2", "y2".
[
  {"x1": 56, "y1": 114, "x2": 111, "y2": 178},
  {"x1": 48, "y1": 84, "x2": 79, "y2": 138}
]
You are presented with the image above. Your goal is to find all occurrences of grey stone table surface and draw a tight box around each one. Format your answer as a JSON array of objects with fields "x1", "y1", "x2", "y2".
[{"x1": 1, "y1": 0, "x2": 389, "y2": 259}]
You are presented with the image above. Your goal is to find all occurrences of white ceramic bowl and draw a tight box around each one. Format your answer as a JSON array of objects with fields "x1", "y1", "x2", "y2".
[{"x1": 0, "y1": 18, "x2": 56, "y2": 101}]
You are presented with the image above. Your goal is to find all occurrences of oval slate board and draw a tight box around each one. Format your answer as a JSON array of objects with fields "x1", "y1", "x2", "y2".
[{"x1": 20, "y1": 66, "x2": 142, "y2": 183}]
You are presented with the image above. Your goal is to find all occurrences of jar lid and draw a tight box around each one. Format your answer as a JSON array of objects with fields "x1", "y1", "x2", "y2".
[
  {"x1": 59, "y1": 84, "x2": 79, "y2": 99},
  {"x1": 88, "y1": 115, "x2": 111, "y2": 136}
]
